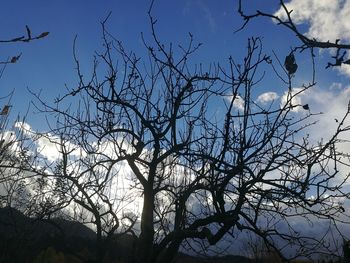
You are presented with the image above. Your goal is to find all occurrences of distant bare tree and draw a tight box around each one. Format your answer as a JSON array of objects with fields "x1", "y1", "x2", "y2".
[
  {"x1": 0, "y1": 24, "x2": 50, "y2": 193},
  {"x1": 242, "y1": 233, "x2": 283, "y2": 263},
  {"x1": 20, "y1": 128, "x2": 138, "y2": 261},
  {"x1": 0, "y1": 23, "x2": 51, "y2": 210},
  {"x1": 26, "y1": 8, "x2": 350, "y2": 263}
]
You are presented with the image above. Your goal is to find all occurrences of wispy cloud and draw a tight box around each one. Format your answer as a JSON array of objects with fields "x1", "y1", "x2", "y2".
[
  {"x1": 182, "y1": 0, "x2": 217, "y2": 32},
  {"x1": 199, "y1": 1, "x2": 216, "y2": 32}
]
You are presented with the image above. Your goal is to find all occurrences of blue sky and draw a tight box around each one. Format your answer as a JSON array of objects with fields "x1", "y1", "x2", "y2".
[
  {"x1": 0, "y1": 0, "x2": 309, "y2": 124},
  {"x1": 1, "y1": 0, "x2": 348, "y2": 129}
]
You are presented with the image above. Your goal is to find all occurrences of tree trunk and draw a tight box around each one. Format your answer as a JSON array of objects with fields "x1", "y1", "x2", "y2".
[
  {"x1": 95, "y1": 217, "x2": 106, "y2": 263},
  {"x1": 135, "y1": 188, "x2": 155, "y2": 263},
  {"x1": 155, "y1": 240, "x2": 182, "y2": 263}
]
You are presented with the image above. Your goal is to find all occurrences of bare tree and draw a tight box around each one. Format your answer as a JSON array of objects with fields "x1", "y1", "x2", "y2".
[
  {"x1": 241, "y1": 232, "x2": 282, "y2": 263},
  {"x1": 0, "y1": 25, "x2": 53, "y2": 263},
  {"x1": 26, "y1": 8, "x2": 350, "y2": 263},
  {"x1": 0, "y1": 24, "x2": 50, "y2": 193},
  {"x1": 21, "y1": 128, "x2": 138, "y2": 261}
]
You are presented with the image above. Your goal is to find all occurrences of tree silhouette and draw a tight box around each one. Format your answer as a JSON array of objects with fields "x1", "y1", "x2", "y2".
[
  {"x1": 0, "y1": 25, "x2": 52, "y2": 263},
  {"x1": 0, "y1": 23, "x2": 50, "y2": 211},
  {"x1": 344, "y1": 240, "x2": 350, "y2": 263},
  {"x1": 19, "y1": 6, "x2": 350, "y2": 263},
  {"x1": 0, "y1": 22, "x2": 49, "y2": 208}
]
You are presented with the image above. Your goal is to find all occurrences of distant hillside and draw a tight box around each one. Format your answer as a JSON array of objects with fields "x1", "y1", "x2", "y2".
[
  {"x1": 0, "y1": 207, "x2": 254, "y2": 263},
  {"x1": 0, "y1": 206, "x2": 96, "y2": 240},
  {"x1": 174, "y1": 253, "x2": 252, "y2": 263},
  {"x1": 0, "y1": 206, "x2": 96, "y2": 263}
]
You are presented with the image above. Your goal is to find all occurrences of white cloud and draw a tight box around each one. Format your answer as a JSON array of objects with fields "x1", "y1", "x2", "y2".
[
  {"x1": 279, "y1": 83, "x2": 350, "y2": 182},
  {"x1": 14, "y1": 121, "x2": 33, "y2": 135},
  {"x1": 274, "y1": 0, "x2": 350, "y2": 76},
  {"x1": 256, "y1": 92, "x2": 279, "y2": 104},
  {"x1": 15, "y1": 121, "x2": 86, "y2": 162},
  {"x1": 280, "y1": 87, "x2": 305, "y2": 112},
  {"x1": 304, "y1": 85, "x2": 350, "y2": 137},
  {"x1": 15, "y1": 122, "x2": 52, "y2": 159},
  {"x1": 226, "y1": 95, "x2": 245, "y2": 111},
  {"x1": 274, "y1": 0, "x2": 350, "y2": 42},
  {"x1": 330, "y1": 82, "x2": 343, "y2": 91},
  {"x1": 296, "y1": 84, "x2": 350, "y2": 186},
  {"x1": 35, "y1": 134, "x2": 62, "y2": 162}
]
